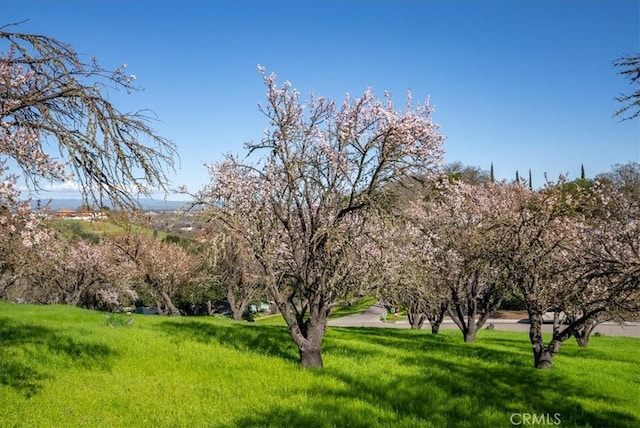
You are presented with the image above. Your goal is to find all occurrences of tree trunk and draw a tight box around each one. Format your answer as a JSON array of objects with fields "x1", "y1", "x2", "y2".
[
  {"x1": 227, "y1": 289, "x2": 250, "y2": 321},
  {"x1": 408, "y1": 312, "x2": 426, "y2": 329},
  {"x1": 528, "y1": 312, "x2": 561, "y2": 369},
  {"x1": 463, "y1": 325, "x2": 477, "y2": 343},
  {"x1": 427, "y1": 303, "x2": 447, "y2": 334},
  {"x1": 159, "y1": 290, "x2": 181, "y2": 316},
  {"x1": 299, "y1": 342, "x2": 323, "y2": 368},
  {"x1": 574, "y1": 332, "x2": 590, "y2": 348},
  {"x1": 574, "y1": 319, "x2": 599, "y2": 348},
  {"x1": 448, "y1": 303, "x2": 480, "y2": 342},
  {"x1": 270, "y1": 286, "x2": 328, "y2": 368},
  {"x1": 430, "y1": 322, "x2": 441, "y2": 334},
  {"x1": 229, "y1": 299, "x2": 247, "y2": 321},
  {"x1": 291, "y1": 318, "x2": 327, "y2": 368},
  {"x1": 533, "y1": 346, "x2": 554, "y2": 369}
]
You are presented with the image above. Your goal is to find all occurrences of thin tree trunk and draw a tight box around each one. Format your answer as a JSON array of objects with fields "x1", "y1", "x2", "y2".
[
  {"x1": 226, "y1": 275, "x2": 257, "y2": 321},
  {"x1": 227, "y1": 287, "x2": 251, "y2": 321},
  {"x1": 159, "y1": 290, "x2": 181, "y2": 316},
  {"x1": 427, "y1": 303, "x2": 447, "y2": 334},
  {"x1": 155, "y1": 300, "x2": 164, "y2": 315}
]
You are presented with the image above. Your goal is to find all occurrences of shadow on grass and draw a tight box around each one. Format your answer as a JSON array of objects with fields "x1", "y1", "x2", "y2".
[
  {"x1": 329, "y1": 329, "x2": 637, "y2": 427},
  {"x1": 239, "y1": 325, "x2": 638, "y2": 427},
  {"x1": 0, "y1": 317, "x2": 118, "y2": 397},
  {"x1": 154, "y1": 319, "x2": 638, "y2": 427},
  {"x1": 158, "y1": 319, "x2": 300, "y2": 363}
]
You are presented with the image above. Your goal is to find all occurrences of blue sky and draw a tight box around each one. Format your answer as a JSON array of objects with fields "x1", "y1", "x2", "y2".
[{"x1": 4, "y1": 0, "x2": 639, "y2": 198}]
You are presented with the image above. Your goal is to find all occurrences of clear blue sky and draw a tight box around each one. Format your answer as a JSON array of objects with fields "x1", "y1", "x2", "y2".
[{"x1": 4, "y1": 0, "x2": 640, "y2": 197}]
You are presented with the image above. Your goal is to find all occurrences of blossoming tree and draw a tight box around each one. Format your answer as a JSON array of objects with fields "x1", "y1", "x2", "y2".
[
  {"x1": 196, "y1": 225, "x2": 266, "y2": 321},
  {"x1": 199, "y1": 67, "x2": 444, "y2": 367},
  {"x1": 18, "y1": 238, "x2": 136, "y2": 309},
  {"x1": 114, "y1": 234, "x2": 196, "y2": 316},
  {"x1": 483, "y1": 181, "x2": 639, "y2": 368}
]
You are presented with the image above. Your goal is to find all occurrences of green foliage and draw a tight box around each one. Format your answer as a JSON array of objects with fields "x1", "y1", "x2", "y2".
[
  {"x1": 162, "y1": 234, "x2": 183, "y2": 244},
  {"x1": 49, "y1": 219, "x2": 165, "y2": 241},
  {"x1": 1, "y1": 303, "x2": 638, "y2": 427},
  {"x1": 500, "y1": 295, "x2": 526, "y2": 310},
  {"x1": 329, "y1": 296, "x2": 378, "y2": 319},
  {"x1": 103, "y1": 313, "x2": 134, "y2": 328}
]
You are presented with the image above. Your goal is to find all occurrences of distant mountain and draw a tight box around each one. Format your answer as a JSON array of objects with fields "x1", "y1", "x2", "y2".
[{"x1": 30, "y1": 198, "x2": 194, "y2": 212}]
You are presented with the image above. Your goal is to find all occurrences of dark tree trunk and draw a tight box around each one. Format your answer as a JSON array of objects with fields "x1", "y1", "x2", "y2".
[
  {"x1": 68, "y1": 288, "x2": 82, "y2": 306},
  {"x1": 533, "y1": 346, "x2": 554, "y2": 369},
  {"x1": 271, "y1": 286, "x2": 328, "y2": 368},
  {"x1": 426, "y1": 303, "x2": 447, "y2": 335},
  {"x1": 528, "y1": 312, "x2": 561, "y2": 369},
  {"x1": 574, "y1": 331, "x2": 590, "y2": 348},
  {"x1": 430, "y1": 323, "x2": 441, "y2": 334},
  {"x1": 573, "y1": 319, "x2": 599, "y2": 347},
  {"x1": 295, "y1": 319, "x2": 326, "y2": 368},
  {"x1": 448, "y1": 307, "x2": 477, "y2": 342}
]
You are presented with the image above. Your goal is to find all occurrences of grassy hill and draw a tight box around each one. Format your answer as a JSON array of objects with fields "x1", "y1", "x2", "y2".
[
  {"x1": 0, "y1": 303, "x2": 638, "y2": 427},
  {"x1": 48, "y1": 219, "x2": 166, "y2": 241}
]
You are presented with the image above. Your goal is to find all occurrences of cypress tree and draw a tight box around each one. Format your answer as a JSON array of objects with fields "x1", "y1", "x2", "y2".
[
  {"x1": 528, "y1": 169, "x2": 533, "y2": 190},
  {"x1": 490, "y1": 162, "x2": 495, "y2": 183},
  {"x1": 515, "y1": 170, "x2": 520, "y2": 183},
  {"x1": 581, "y1": 164, "x2": 586, "y2": 180}
]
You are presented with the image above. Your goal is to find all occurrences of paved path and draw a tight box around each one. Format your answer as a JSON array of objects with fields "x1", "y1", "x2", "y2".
[{"x1": 328, "y1": 302, "x2": 640, "y2": 338}]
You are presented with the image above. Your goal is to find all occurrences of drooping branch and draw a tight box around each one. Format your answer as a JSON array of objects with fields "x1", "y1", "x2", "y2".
[{"x1": 0, "y1": 28, "x2": 177, "y2": 208}]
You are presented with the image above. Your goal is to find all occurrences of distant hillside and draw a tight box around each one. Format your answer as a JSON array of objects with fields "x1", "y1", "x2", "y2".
[{"x1": 30, "y1": 198, "x2": 193, "y2": 212}]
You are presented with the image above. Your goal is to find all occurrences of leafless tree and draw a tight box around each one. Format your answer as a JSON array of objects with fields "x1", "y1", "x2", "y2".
[{"x1": 614, "y1": 54, "x2": 640, "y2": 120}]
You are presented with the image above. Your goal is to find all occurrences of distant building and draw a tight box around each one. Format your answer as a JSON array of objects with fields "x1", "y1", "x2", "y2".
[{"x1": 53, "y1": 209, "x2": 104, "y2": 220}]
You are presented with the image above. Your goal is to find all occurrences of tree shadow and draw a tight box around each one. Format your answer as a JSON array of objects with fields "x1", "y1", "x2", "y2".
[
  {"x1": 232, "y1": 327, "x2": 638, "y2": 427},
  {"x1": 0, "y1": 317, "x2": 118, "y2": 397},
  {"x1": 157, "y1": 319, "x2": 299, "y2": 363}
]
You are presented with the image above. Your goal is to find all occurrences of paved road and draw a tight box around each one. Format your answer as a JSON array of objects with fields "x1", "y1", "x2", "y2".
[{"x1": 328, "y1": 302, "x2": 640, "y2": 338}]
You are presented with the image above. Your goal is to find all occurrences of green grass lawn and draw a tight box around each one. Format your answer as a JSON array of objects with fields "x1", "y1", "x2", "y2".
[{"x1": 1, "y1": 302, "x2": 638, "y2": 427}]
